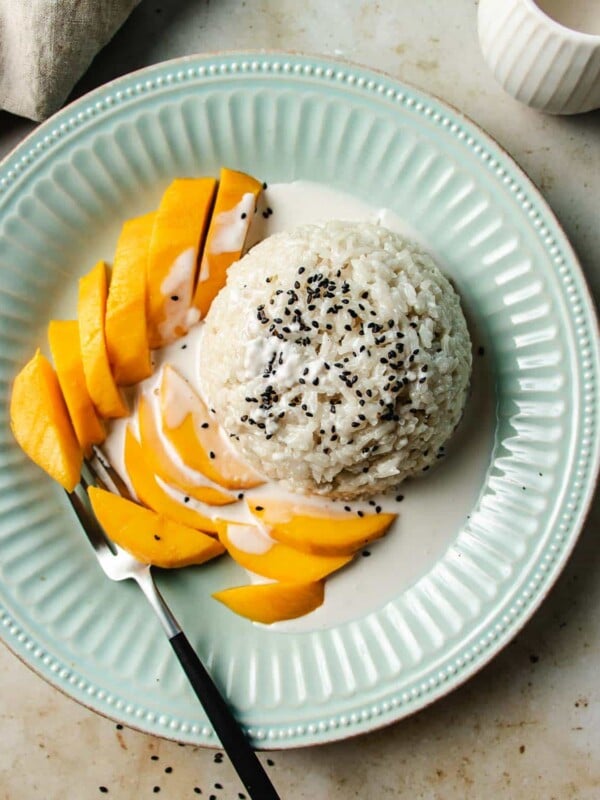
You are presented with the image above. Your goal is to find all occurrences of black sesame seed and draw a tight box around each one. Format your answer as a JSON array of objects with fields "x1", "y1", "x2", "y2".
[
  {"x1": 154, "y1": 535, "x2": 161, "y2": 541},
  {"x1": 116, "y1": 723, "x2": 123, "y2": 730},
  {"x1": 362, "y1": 550, "x2": 371, "y2": 557},
  {"x1": 357, "y1": 509, "x2": 365, "y2": 516},
  {"x1": 396, "y1": 495, "x2": 404, "y2": 502},
  {"x1": 267, "y1": 207, "x2": 273, "y2": 215},
  {"x1": 215, "y1": 783, "x2": 223, "y2": 790},
  {"x1": 194, "y1": 790, "x2": 202, "y2": 796},
  {"x1": 201, "y1": 422, "x2": 210, "y2": 429},
  {"x1": 344, "y1": 505, "x2": 351, "y2": 512},
  {"x1": 151, "y1": 755, "x2": 159, "y2": 761},
  {"x1": 209, "y1": 451, "x2": 216, "y2": 460},
  {"x1": 164, "y1": 767, "x2": 172, "y2": 774},
  {"x1": 153, "y1": 788, "x2": 161, "y2": 794},
  {"x1": 99, "y1": 789, "x2": 109, "y2": 795},
  {"x1": 298, "y1": 266, "x2": 305, "y2": 274}
]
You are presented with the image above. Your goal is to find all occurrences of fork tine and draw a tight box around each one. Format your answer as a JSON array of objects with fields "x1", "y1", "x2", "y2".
[
  {"x1": 66, "y1": 484, "x2": 117, "y2": 556},
  {"x1": 89, "y1": 446, "x2": 133, "y2": 499}
]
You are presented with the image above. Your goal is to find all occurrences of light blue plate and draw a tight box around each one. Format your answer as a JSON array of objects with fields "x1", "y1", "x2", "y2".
[{"x1": 0, "y1": 53, "x2": 598, "y2": 748}]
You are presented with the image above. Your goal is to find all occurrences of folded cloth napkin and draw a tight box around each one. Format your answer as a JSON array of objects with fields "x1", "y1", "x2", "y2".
[{"x1": 0, "y1": 0, "x2": 141, "y2": 121}]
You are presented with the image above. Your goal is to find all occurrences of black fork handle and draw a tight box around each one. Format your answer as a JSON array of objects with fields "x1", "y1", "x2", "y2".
[{"x1": 169, "y1": 631, "x2": 281, "y2": 800}]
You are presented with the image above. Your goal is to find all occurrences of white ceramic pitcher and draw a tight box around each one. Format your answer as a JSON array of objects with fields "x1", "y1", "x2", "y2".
[{"x1": 478, "y1": 0, "x2": 600, "y2": 114}]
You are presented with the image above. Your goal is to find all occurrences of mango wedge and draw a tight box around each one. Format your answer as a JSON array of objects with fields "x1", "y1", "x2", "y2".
[
  {"x1": 248, "y1": 499, "x2": 396, "y2": 556},
  {"x1": 78, "y1": 261, "x2": 128, "y2": 418},
  {"x1": 88, "y1": 487, "x2": 224, "y2": 568},
  {"x1": 124, "y1": 427, "x2": 218, "y2": 534},
  {"x1": 193, "y1": 167, "x2": 263, "y2": 318},
  {"x1": 105, "y1": 212, "x2": 154, "y2": 385},
  {"x1": 216, "y1": 520, "x2": 352, "y2": 582},
  {"x1": 146, "y1": 178, "x2": 216, "y2": 348},
  {"x1": 159, "y1": 365, "x2": 263, "y2": 490},
  {"x1": 213, "y1": 581, "x2": 324, "y2": 624},
  {"x1": 137, "y1": 394, "x2": 235, "y2": 506},
  {"x1": 10, "y1": 350, "x2": 82, "y2": 491},
  {"x1": 48, "y1": 320, "x2": 105, "y2": 454}
]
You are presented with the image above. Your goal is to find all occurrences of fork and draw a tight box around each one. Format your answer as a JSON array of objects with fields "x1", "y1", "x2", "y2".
[{"x1": 67, "y1": 455, "x2": 280, "y2": 800}]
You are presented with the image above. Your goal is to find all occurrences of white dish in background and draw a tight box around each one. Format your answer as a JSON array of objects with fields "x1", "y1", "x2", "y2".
[{"x1": 478, "y1": 0, "x2": 600, "y2": 114}]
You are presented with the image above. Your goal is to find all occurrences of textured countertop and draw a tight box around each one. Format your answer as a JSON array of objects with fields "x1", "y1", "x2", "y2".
[{"x1": 0, "y1": 2, "x2": 598, "y2": 798}]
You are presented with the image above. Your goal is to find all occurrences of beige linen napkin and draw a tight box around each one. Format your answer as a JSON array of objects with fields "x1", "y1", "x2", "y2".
[{"x1": 0, "y1": 0, "x2": 141, "y2": 121}]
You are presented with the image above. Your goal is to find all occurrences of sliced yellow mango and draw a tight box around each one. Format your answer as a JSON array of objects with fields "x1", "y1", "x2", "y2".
[
  {"x1": 193, "y1": 167, "x2": 262, "y2": 318},
  {"x1": 215, "y1": 520, "x2": 352, "y2": 582},
  {"x1": 105, "y1": 212, "x2": 154, "y2": 385},
  {"x1": 78, "y1": 261, "x2": 128, "y2": 419},
  {"x1": 88, "y1": 486, "x2": 224, "y2": 568},
  {"x1": 248, "y1": 499, "x2": 396, "y2": 556},
  {"x1": 213, "y1": 581, "x2": 324, "y2": 624},
  {"x1": 137, "y1": 394, "x2": 235, "y2": 506},
  {"x1": 10, "y1": 349, "x2": 82, "y2": 491},
  {"x1": 48, "y1": 320, "x2": 105, "y2": 455},
  {"x1": 146, "y1": 178, "x2": 216, "y2": 348},
  {"x1": 124, "y1": 427, "x2": 218, "y2": 534},
  {"x1": 159, "y1": 365, "x2": 263, "y2": 490}
]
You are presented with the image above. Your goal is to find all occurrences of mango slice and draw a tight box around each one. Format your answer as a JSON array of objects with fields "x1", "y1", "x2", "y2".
[
  {"x1": 248, "y1": 499, "x2": 396, "y2": 556},
  {"x1": 159, "y1": 365, "x2": 263, "y2": 490},
  {"x1": 124, "y1": 427, "x2": 218, "y2": 534},
  {"x1": 88, "y1": 486, "x2": 224, "y2": 568},
  {"x1": 215, "y1": 520, "x2": 352, "y2": 582},
  {"x1": 213, "y1": 581, "x2": 324, "y2": 624},
  {"x1": 146, "y1": 178, "x2": 216, "y2": 348},
  {"x1": 10, "y1": 350, "x2": 82, "y2": 491},
  {"x1": 193, "y1": 167, "x2": 262, "y2": 318},
  {"x1": 105, "y1": 212, "x2": 154, "y2": 385},
  {"x1": 78, "y1": 261, "x2": 128, "y2": 419},
  {"x1": 48, "y1": 320, "x2": 105, "y2": 455},
  {"x1": 137, "y1": 394, "x2": 235, "y2": 506}
]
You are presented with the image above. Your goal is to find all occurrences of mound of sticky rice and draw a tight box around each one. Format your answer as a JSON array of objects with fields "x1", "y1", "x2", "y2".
[{"x1": 201, "y1": 221, "x2": 472, "y2": 499}]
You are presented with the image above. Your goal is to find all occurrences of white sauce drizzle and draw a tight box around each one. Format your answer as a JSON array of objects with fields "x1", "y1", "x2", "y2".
[
  {"x1": 158, "y1": 247, "x2": 200, "y2": 343},
  {"x1": 227, "y1": 523, "x2": 274, "y2": 555},
  {"x1": 198, "y1": 193, "x2": 256, "y2": 283}
]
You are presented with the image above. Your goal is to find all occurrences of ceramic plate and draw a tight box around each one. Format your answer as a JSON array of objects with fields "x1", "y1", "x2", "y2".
[{"x1": 0, "y1": 53, "x2": 597, "y2": 748}]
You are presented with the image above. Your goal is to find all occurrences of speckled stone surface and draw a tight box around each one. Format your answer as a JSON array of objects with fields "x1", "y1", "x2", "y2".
[{"x1": 0, "y1": 1, "x2": 598, "y2": 798}]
